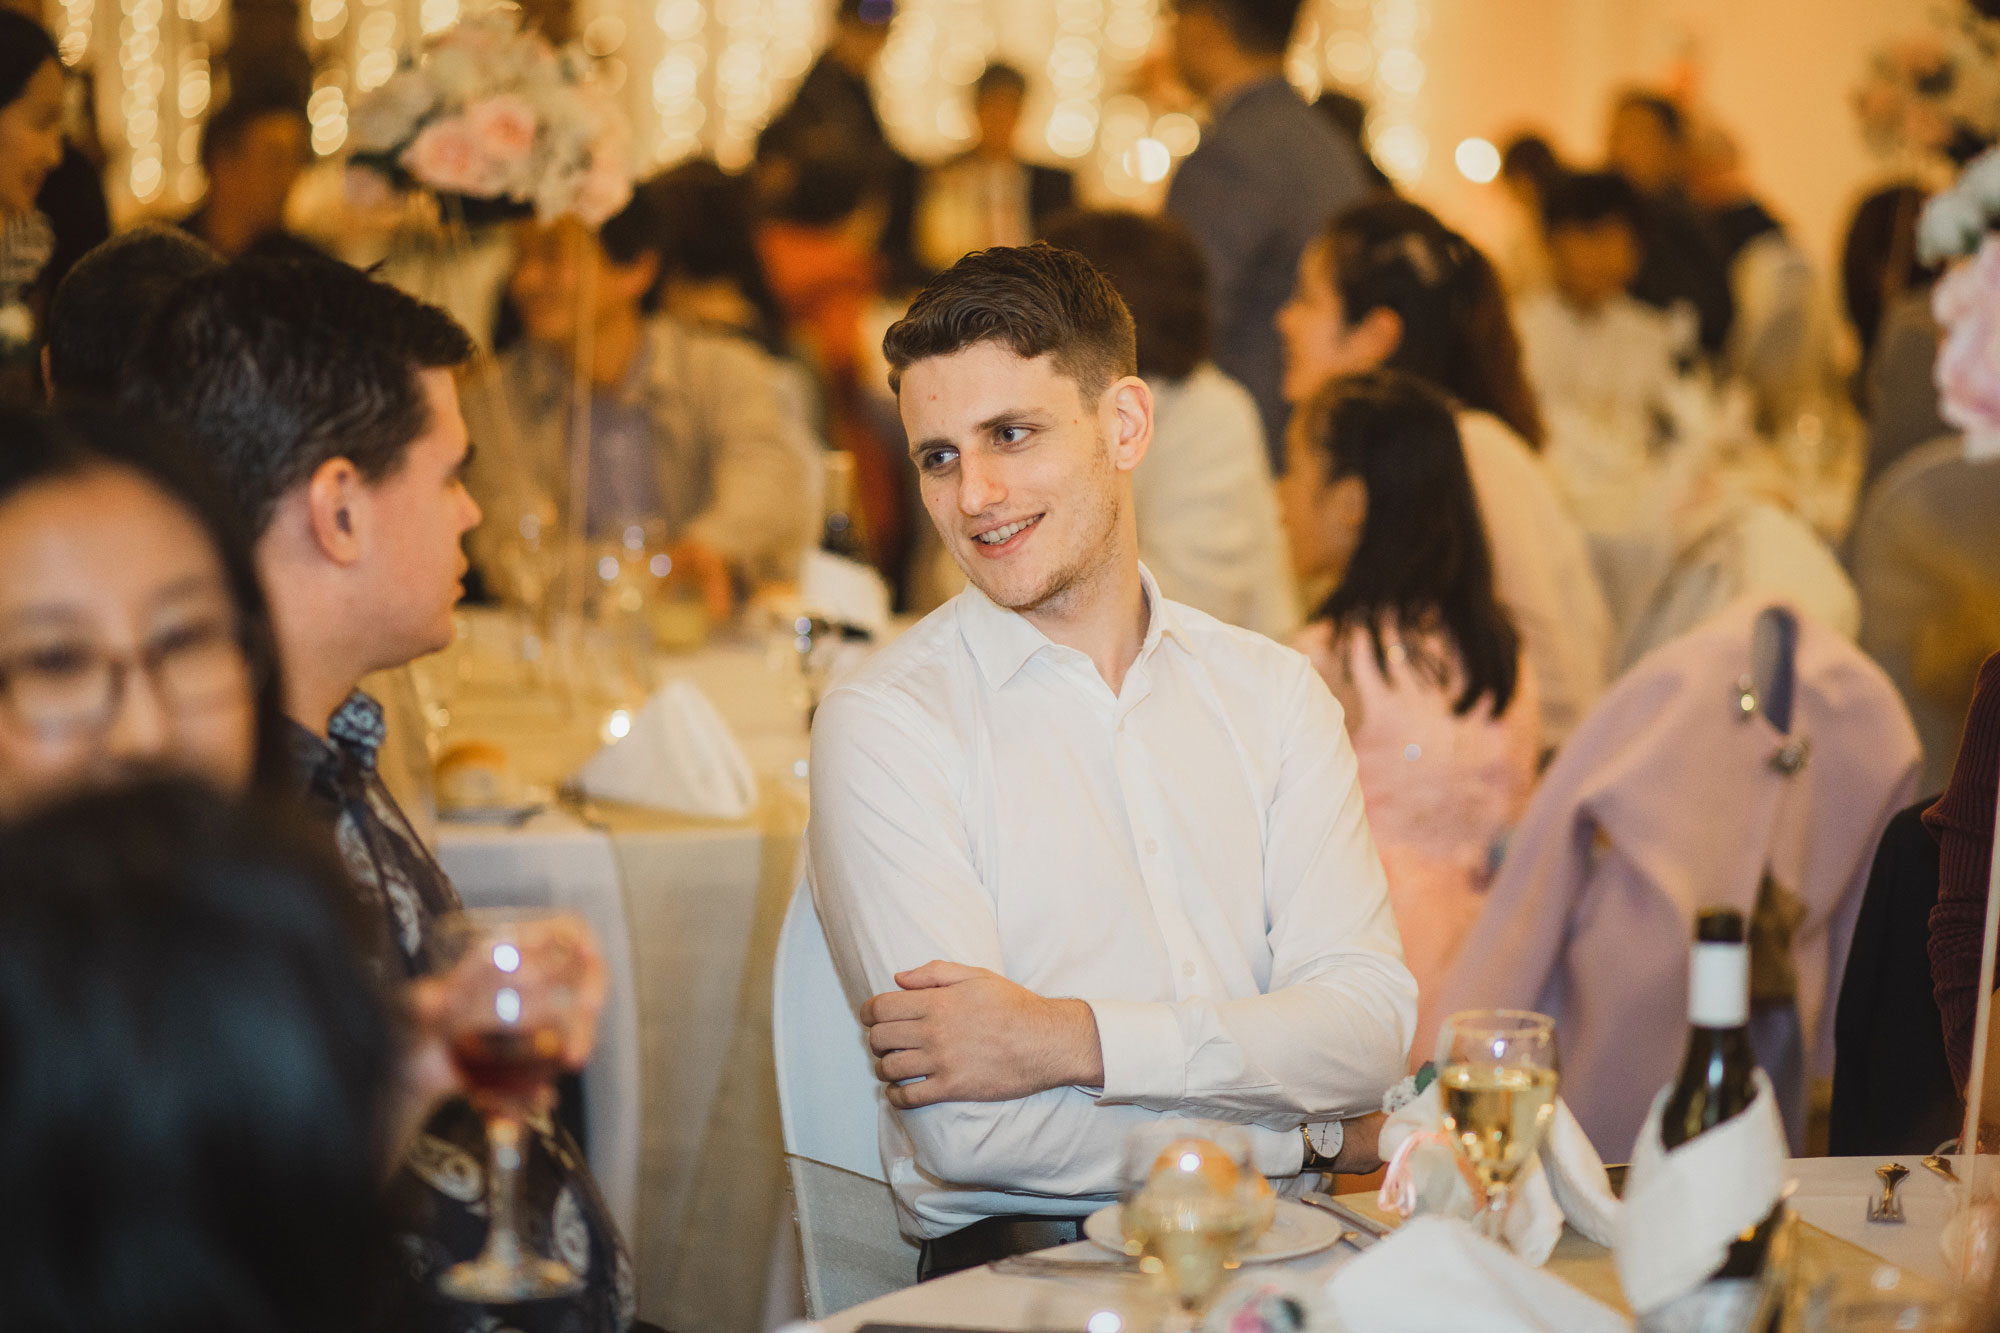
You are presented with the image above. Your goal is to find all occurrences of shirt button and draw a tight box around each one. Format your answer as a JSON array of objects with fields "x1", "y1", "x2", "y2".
[
  {"x1": 1181, "y1": 961, "x2": 1197, "y2": 978},
  {"x1": 1144, "y1": 838, "x2": 1159, "y2": 855}
]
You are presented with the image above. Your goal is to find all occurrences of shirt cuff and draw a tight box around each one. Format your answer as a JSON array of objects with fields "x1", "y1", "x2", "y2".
[
  {"x1": 1084, "y1": 998, "x2": 1186, "y2": 1103},
  {"x1": 1248, "y1": 1124, "x2": 1307, "y2": 1178}
]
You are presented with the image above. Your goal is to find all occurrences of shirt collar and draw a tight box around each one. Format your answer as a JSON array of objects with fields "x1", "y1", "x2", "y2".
[
  {"x1": 287, "y1": 690, "x2": 387, "y2": 778},
  {"x1": 956, "y1": 563, "x2": 1183, "y2": 690}
]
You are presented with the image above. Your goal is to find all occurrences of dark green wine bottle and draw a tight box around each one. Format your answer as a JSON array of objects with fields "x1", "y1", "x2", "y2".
[{"x1": 1660, "y1": 908, "x2": 1775, "y2": 1282}]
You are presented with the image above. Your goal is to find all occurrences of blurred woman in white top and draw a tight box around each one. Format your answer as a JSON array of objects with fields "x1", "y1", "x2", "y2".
[
  {"x1": 1279, "y1": 198, "x2": 1610, "y2": 750},
  {"x1": 1040, "y1": 208, "x2": 1299, "y2": 639}
]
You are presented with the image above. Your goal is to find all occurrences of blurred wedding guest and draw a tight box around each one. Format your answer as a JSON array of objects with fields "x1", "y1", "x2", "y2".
[
  {"x1": 1312, "y1": 91, "x2": 1393, "y2": 194},
  {"x1": 1604, "y1": 89, "x2": 1734, "y2": 358},
  {"x1": 1687, "y1": 122, "x2": 1845, "y2": 434},
  {"x1": 757, "y1": 122, "x2": 908, "y2": 579},
  {"x1": 0, "y1": 781, "x2": 397, "y2": 1333},
  {"x1": 1283, "y1": 371, "x2": 1538, "y2": 1040},
  {"x1": 0, "y1": 407, "x2": 285, "y2": 817},
  {"x1": 1927, "y1": 653, "x2": 2000, "y2": 1091},
  {"x1": 470, "y1": 194, "x2": 822, "y2": 618},
  {"x1": 1279, "y1": 199, "x2": 1610, "y2": 750},
  {"x1": 650, "y1": 159, "x2": 796, "y2": 360},
  {"x1": 810, "y1": 245, "x2": 1412, "y2": 1273},
  {"x1": 1843, "y1": 184, "x2": 1948, "y2": 489},
  {"x1": 1166, "y1": 0, "x2": 1369, "y2": 471},
  {"x1": 42, "y1": 223, "x2": 220, "y2": 402},
  {"x1": 648, "y1": 158, "x2": 827, "y2": 446},
  {"x1": 763, "y1": 0, "x2": 921, "y2": 286},
  {"x1": 1495, "y1": 132, "x2": 1564, "y2": 295},
  {"x1": 1843, "y1": 184, "x2": 1937, "y2": 387},
  {"x1": 1044, "y1": 209, "x2": 1298, "y2": 638},
  {"x1": 178, "y1": 95, "x2": 311, "y2": 258},
  {"x1": 0, "y1": 12, "x2": 66, "y2": 406},
  {"x1": 123, "y1": 253, "x2": 636, "y2": 1333},
  {"x1": 1514, "y1": 172, "x2": 1695, "y2": 481},
  {"x1": 916, "y1": 63, "x2": 1074, "y2": 272}
]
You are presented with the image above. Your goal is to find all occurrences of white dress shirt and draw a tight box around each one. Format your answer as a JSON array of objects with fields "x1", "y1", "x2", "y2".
[
  {"x1": 806, "y1": 567, "x2": 1416, "y2": 1238},
  {"x1": 1136, "y1": 364, "x2": 1301, "y2": 641}
]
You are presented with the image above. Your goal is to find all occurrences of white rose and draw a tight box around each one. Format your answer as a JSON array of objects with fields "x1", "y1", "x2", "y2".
[
  {"x1": 350, "y1": 69, "x2": 438, "y2": 153},
  {"x1": 1963, "y1": 148, "x2": 2000, "y2": 211},
  {"x1": 1920, "y1": 188, "x2": 1987, "y2": 266}
]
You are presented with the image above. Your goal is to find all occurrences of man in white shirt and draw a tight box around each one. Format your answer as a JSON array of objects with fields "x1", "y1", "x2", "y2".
[{"x1": 806, "y1": 243, "x2": 1416, "y2": 1277}]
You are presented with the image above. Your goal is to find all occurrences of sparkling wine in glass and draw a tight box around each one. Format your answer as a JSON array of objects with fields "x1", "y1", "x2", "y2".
[
  {"x1": 434, "y1": 909, "x2": 597, "y2": 1302},
  {"x1": 1436, "y1": 1009, "x2": 1560, "y2": 1242}
]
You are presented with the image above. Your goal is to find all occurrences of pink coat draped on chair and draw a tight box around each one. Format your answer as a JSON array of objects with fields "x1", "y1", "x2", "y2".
[
  {"x1": 1427, "y1": 598, "x2": 1920, "y2": 1162},
  {"x1": 1294, "y1": 620, "x2": 1539, "y2": 1049}
]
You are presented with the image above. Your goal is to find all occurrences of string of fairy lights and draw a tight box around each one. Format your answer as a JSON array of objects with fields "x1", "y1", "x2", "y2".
[{"x1": 58, "y1": 0, "x2": 1438, "y2": 215}]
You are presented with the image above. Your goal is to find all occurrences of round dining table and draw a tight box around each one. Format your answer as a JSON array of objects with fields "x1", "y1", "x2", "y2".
[{"x1": 816, "y1": 1156, "x2": 1963, "y2": 1331}]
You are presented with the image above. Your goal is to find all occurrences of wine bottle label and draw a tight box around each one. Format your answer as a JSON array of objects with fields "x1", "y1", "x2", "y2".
[{"x1": 1689, "y1": 942, "x2": 1749, "y2": 1028}]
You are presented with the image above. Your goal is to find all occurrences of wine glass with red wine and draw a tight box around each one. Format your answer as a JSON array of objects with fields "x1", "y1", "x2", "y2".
[{"x1": 433, "y1": 908, "x2": 598, "y2": 1302}]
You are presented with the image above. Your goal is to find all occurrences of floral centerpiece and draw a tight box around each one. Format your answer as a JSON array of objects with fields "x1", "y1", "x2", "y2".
[
  {"x1": 1918, "y1": 148, "x2": 2000, "y2": 458},
  {"x1": 347, "y1": 6, "x2": 631, "y2": 226},
  {"x1": 1854, "y1": 5, "x2": 2000, "y2": 167}
]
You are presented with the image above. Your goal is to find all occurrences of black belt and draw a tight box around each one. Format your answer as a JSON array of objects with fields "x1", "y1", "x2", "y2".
[{"x1": 917, "y1": 1214, "x2": 1089, "y2": 1281}]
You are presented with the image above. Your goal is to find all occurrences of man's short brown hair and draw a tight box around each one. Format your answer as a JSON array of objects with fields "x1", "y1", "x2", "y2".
[{"x1": 881, "y1": 242, "x2": 1137, "y2": 401}]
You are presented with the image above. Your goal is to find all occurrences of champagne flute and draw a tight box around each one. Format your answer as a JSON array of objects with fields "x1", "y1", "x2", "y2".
[
  {"x1": 1119, "y1": 1120, "x2": 1252, "y2": 1327},
  {"x1": 1435, "y1": 1009, "x2": 1560, "y2": 1243},
  {"x1": 432, "y1": 909, "x2": 600, "y2": 1301}
]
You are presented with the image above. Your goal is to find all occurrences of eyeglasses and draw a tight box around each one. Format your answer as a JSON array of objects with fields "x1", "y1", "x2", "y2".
[{"x1": 0, "y1": 617, "x2": 253, "y2": 739}]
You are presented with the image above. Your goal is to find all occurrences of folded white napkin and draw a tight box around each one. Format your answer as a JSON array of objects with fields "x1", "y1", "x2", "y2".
[
  {"x1": 800, "y1": 550, "x2": 891, "y2": 640},
  {"x1": 1613, "y1": 1069, "x2": 1787, "y2": 1318},
  {"x1": 572, "y1": 679, "x2": 758, "y2": 818},
  {"x1": 1377, "y1": 1082, "x2": 1620, "y2": 1265},
  {"x1": 1325, "y1": 1215, "x2": 1629, "y2": 1333}
]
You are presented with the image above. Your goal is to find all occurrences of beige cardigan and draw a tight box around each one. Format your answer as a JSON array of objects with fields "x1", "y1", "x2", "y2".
[{"x1": 462, "y1": 315, "x2": 824, "y2": 587}]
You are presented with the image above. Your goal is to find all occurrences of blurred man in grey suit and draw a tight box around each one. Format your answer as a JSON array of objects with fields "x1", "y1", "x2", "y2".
[{"x1": 1166, "y1": 0, "x2": 1369, "y2": 472}]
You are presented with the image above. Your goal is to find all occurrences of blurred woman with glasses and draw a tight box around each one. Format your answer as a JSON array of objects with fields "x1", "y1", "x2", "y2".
[{"x1": 0, "y1": 405, "x2": 286, "y2": 817}]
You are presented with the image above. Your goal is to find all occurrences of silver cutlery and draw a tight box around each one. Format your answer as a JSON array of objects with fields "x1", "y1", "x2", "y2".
[
  {"x1": 1922, "y1": 1154, "x2": 1960, "y2": 1185},
  {"x1": 1867, "y1": 1162, "x2": 1909, "y2": 1224},
  {"x1": 1301, "y1": 1191, "x2": 1390, "y2": 1247}
]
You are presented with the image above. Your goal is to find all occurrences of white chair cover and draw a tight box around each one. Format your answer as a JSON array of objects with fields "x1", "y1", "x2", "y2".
[{"x1": 771, "y1": 882, "x2": 919, "y2": 1317}]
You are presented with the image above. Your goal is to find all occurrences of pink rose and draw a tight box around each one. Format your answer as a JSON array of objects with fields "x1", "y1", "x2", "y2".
[
  {"x1": 465, "y1": 93, "x2": 538, "y2": 165},
  {"x1": 1933, "y1": 235, "x2": 2000, "y2": 446},
  {"x1": 400, "y1": 114, "x2": 506, "y2": 197}
]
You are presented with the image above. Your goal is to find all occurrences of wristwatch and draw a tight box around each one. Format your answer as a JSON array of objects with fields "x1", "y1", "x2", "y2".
[{"x1": 1300, "y1": 1120, "x2": 1344, "y2": 1171}]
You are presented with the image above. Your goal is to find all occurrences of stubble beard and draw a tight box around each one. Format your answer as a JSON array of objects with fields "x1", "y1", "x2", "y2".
[{"x1": 966, "y1": 459, "x2": 1123, "y2": 620}]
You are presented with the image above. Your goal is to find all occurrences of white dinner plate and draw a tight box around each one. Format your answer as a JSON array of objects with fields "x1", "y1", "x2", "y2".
[{"x1": 1083, "y1": 1198, "x2": 1345, "y2": 1264}]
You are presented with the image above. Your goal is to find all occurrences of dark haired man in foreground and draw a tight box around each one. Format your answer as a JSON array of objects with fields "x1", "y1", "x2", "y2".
[
  {"x1": 42, "y1": 224, "x2": 220, "y2": 403},
  {"x1": 806, "y1": 243, "x2": 1414, "y2": 1278},
  {"x1": 124, "y1": 254, "x2": 634, "y2": 1333}
]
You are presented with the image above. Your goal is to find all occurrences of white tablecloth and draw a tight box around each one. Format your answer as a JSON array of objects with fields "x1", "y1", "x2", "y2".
[
  {"x1": 430, "y1": 635, "x2": 811, "y2": 1332},
  {"x1": 819, "y1": 1156, "x2": 1961, "y2": 1331}
]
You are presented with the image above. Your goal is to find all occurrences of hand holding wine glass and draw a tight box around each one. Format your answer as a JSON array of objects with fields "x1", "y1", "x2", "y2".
[
  {"x1": 1435, "y1": 1009, "x2": 1560, "y2": 1243},
  {"x1": 421, "y1": 909, "x2": 608, "y2": 1302}
]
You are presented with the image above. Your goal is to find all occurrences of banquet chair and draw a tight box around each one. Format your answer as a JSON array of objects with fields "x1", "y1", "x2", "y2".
[
  {"x1": 772, "y1": 881, "x2": 920, "y2": 1318},
  {"x1": 1429, "y1": 598, "x2": 1920, "y2": 1162},
  {"x1": 1848, "y1": 437, "x2": 2000, "y2": 796}
]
